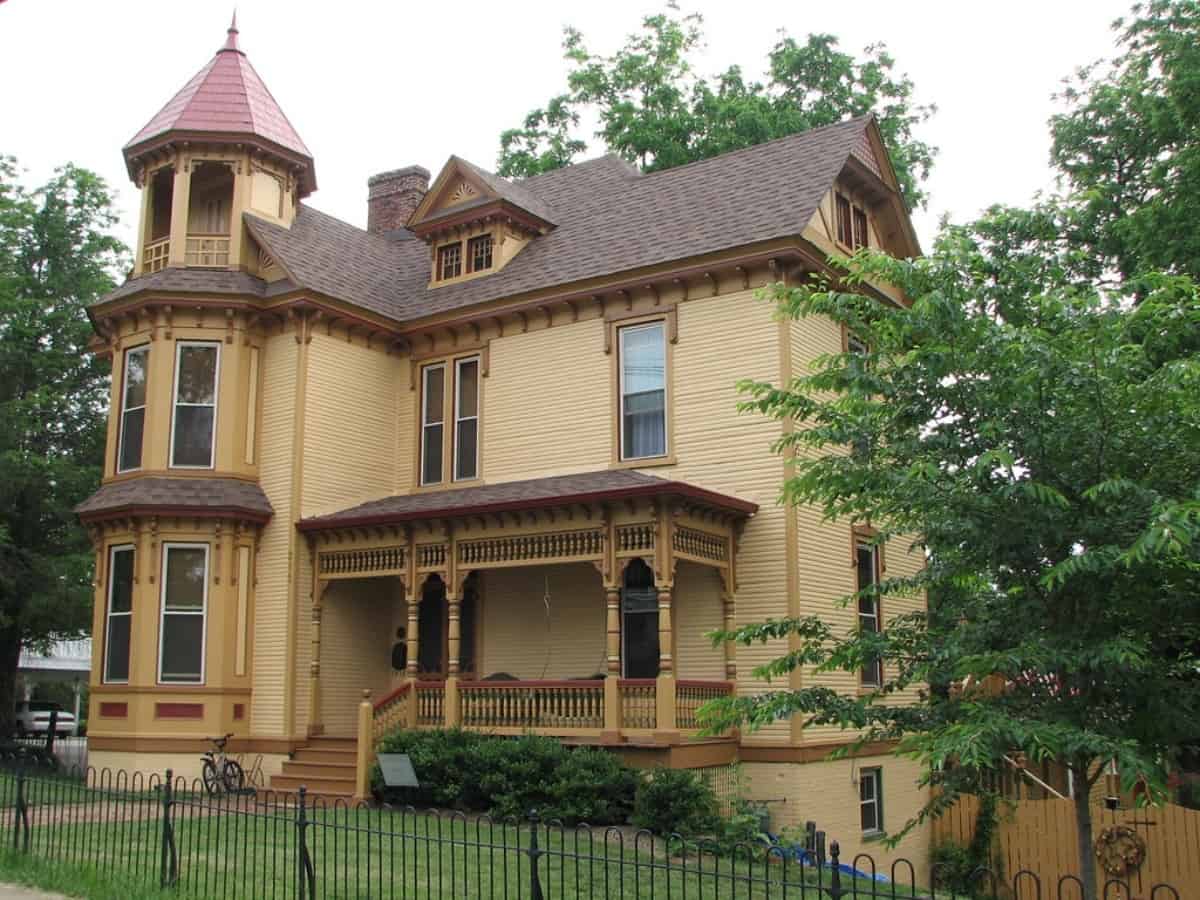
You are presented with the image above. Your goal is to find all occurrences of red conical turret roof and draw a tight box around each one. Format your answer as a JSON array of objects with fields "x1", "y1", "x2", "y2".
[{"x1": 123, "y1": 16, "x2": 316, "y2": 195}]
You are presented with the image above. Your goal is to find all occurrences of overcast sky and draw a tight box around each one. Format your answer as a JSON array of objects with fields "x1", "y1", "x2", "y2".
[{"x1": 1, "y1": 0, "x2": 1134, "y2": 254}]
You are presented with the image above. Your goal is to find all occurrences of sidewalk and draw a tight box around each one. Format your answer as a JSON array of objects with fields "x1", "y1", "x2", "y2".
[{"x1": 0, "y1": 886, "x2": 68, "y2": 899}]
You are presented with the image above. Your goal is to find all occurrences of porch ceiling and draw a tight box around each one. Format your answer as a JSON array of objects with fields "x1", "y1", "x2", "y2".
[{"x1": 296, "y1": 470, "x2": 756, "y2": 534}]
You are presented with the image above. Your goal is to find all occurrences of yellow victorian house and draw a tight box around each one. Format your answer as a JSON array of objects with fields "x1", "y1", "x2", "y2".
[{"x1": 78, "y1": 20, "x2": 929, "y2": 863}]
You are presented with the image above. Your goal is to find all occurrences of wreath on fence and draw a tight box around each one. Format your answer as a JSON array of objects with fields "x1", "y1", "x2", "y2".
[{"x1": 1094, "y1": 824, "x2": 1146, "y2": 877}]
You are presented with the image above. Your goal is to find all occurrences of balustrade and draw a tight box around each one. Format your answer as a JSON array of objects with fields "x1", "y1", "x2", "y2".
[
  {"x1": 618, "y1": 679, "x2": 657, "y2": 730},
  {"x1": 185, "y1": 233, "x2": 230, "y2": 267},
  {"x1": 675, "y1": 680, "x2": 733, "y2": 730},
  {"x1": 371, "y1": 684, "x2": 411, "y2": 743},
  {"x1": 415, "y1": 681, "x2": 445, "y2": 726},
  {"x1": 143, "y1": 237, "x2": 169, "y2": 273},
  {"x1": 459, "y1": 681, "x2": 604, "y2": 730}
]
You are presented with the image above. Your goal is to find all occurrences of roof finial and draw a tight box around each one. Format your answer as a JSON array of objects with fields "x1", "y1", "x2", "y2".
[{"x1": 222, "y1": 10, "x2": 240, "y2": 52}]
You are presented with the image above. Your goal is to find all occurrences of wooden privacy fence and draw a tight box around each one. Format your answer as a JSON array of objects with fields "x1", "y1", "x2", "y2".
[{"x1": 934, "y1": 794, "x2": 1200, "y2": 898}]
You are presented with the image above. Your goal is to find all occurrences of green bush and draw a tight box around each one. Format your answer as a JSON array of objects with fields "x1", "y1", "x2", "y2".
[
  {"x1": 545, "y1": 746, "x2": 638, "y2": 825},
  {"x1": 371, "y1": 727, "x2": 488, "y2": 809},
  {"x1": 632, "y1": 767, "x2": 719, "y2": 836}
]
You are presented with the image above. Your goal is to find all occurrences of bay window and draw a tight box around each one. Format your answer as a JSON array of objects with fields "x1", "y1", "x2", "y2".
[
  {"x1": 159, "y1": 543, "x2": 208, "y2": 684},
  {"x1": 170, "y1": 342, "x2": 219, "y2": 468},
  {"x1": 619, "y1": 322, "x2": 667, "y2": 460},
  {"x1": 103, "y1": 545, "x2": 134, "y2": 683},
  {"x1": 117, "y1": 346, "x2": 148, "y2": 473}
]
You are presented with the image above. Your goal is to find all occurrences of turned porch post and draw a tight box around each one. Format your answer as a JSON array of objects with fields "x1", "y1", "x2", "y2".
[
  {"x1": 655, "y1": 581, "x2": 677, "y2": 735},
  {"x1": 603, "y1": 583, "x2": 621, "y2": 736},
  {"x1": 721, "y1": 587, "x2": 738, "y2": 679},
  {"x1": 444, "y1": 589, "x2": 462, "y2": 727},
  {"x1": 308, "y1": 545, "x2": 326, "y2": 737},
  {"x1": 401, "y1": 577, "x2": 419, "y2": 727}
]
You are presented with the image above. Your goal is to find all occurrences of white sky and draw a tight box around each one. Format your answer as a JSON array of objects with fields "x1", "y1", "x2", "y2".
[{"x1": 1, "y1": 0, "x2": 1133, "y2": 253}]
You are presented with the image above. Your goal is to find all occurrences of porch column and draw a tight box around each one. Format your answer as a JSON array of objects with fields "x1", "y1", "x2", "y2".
[
  {"x1": 603, "y1": 584, "x2": 621, "y2": 737},
  {"x1": 655, "y1": 583, "x2": 677, "y2": 736},
  {"x1": 404, "y1": 581, "x2": 420, "y2": 728},
  {"x1": 166, "y1": 158, "x2": 191, "y2": 267},
  {"x1": 308, "y1": 575, "x2": 326, "y2": 737},
  {"x1": 444, "y1": 590, "x2": 461, "y2": 727},
  {"x1": 721, "y1": 588, "x2": 738, "y2": 679}
]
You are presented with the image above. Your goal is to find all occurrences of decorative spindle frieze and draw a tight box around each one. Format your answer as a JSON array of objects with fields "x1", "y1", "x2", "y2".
[
  {"x1": 615, "y1": 523, "x2": 656, "y2": 555},
  {"x1": 415, "y1": 543, "x2": 448, "y2": 571},
  {"x1": 457, "y1": 528, "x2": 603, "y2": 568},
  {"x1": 673, "y1": 525, "x2": 729, "y2": 564},
  {"x1": 318, "y1": 545, "x2": 406, "y2": 578}
]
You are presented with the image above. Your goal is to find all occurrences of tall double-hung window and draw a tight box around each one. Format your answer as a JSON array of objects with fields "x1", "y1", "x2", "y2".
[
  {"x1": 618, "y1": 322, "x2": 667, "y2": 460},
  {"x1": 159, "y1": 544, "x2": 209, "y2": 684},
  {"x1": 420, "y1": 355, "x2": 480, "y2": 486},
  {"x1": 170, "y1": 342, "x2": 219, "y2": 468},
  {"x1": 103, "y1": 546, "x2": 135, "y2": 683},
  {"x1": 856, "y1": 540, "x2": 883, "y2": 687},
  {"x1": 117, "y1": 346, "x2": 148, "y2": 472}
]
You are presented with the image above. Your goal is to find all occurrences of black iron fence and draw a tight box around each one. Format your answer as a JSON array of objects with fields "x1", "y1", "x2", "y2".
[{"x1": 0, "y1": 760, "x2": 1185, "y2": 899}]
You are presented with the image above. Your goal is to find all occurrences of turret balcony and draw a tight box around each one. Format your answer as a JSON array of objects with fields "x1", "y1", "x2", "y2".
[
  {"x1": 185, "y1": 233, "x2": 231, "y2": 267},
  {"x1": 143, "y1": 236, "x2": 170, "y2": 273}
]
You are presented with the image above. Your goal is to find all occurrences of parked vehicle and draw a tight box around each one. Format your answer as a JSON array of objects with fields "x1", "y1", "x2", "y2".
[{"x1": 14, "y1": 701, "x2": 75, "y2": 736}]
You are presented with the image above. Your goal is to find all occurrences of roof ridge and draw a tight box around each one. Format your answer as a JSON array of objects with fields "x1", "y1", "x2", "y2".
[{"x1": 637, "y1": 115, "x2": 871, "y2": 181}]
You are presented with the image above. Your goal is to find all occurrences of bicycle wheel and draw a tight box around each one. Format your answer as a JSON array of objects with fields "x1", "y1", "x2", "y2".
[
  {"x1": 202, "y1": 759, "x2": 221, "y2": 795},
  {"x1": 222, "y1": 759, "x2": 245, "y2": 793}
]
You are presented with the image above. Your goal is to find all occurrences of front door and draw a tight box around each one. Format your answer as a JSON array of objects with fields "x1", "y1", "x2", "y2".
[
  {"x1": 417, "y1": 578, "x2": 445, "y2": 676},
  {"x1": 621, "y1": 559, "x2": 660, "y2": 678}
]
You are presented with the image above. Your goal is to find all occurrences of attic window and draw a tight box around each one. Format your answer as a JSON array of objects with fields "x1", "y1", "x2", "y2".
[
  {"x1": 437, "y1": 243, "x2": 462, "y2": 281},
  {"x1": 836, "y1": 192, "x2": 869, "y2": 251},
  {"x1": 468, "y1": 234, "x2": 493, "y2": 273}
]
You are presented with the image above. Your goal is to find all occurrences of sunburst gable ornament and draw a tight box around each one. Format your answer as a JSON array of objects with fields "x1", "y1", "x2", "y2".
[{"x1": 447, "y1": 181, "x2": 479, "y2": 206}]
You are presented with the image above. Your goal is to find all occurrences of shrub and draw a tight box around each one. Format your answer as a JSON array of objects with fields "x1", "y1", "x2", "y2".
[
  {"x1": 371, "y1": 727, "x2": 487, "y2": 809},
  {"x1": 632, "y1": 767, "x2": 719, "y2": 836},
  {"x1": 477, "y1": 734, "x2": 563, "y2": 820},
  {"x1": 545, "y1": 746, "x2": 638, "y2": 826}
]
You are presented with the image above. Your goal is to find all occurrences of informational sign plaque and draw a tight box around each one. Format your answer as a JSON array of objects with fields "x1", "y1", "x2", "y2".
[{"x1": 376, "y1": 753, "x2": 420, "y2": 788}]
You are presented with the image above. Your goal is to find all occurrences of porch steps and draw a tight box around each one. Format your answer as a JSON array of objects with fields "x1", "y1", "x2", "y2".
[{"x1": 267, "y1": 737, "x2": 359, "y2": 801}]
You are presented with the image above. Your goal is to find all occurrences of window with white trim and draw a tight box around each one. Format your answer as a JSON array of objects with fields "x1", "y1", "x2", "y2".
[
  {"x1": 117, "y1": 346, "x2": 148, "y2": 473},
  {"x1": 618, "y1": 322, "x2": 667, "y2": 460},
  {"x1": 454, "y1": 357, "x2": 479, "y2": 481},
  {"x1": 103, "y1": 545, "x2": 134, "y2": 683},
  {"x1": 158, "y1": 544, "x2": 208, "y2": 684},
  {"x1": 421, "y1": 363, "x2": 446, "y2": 485},
  {"x1": 170, "y1": 342, "x2": 219, "y2": 468},
  {"x1": 860, "y1": 767, "x2": 883, "y2": 834},
  {"x1": 856, "y1": 541, "x2": 883, "y2": 686}
]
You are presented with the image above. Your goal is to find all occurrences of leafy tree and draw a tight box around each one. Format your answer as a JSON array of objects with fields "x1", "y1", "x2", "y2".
[
  {"x1": 0, "y1": 158, "x2": 125, "y2": 735},
  {"x1": 497, "y1": 8, "x2": 936, "y2": 209},
  {"x1": 705, "y1": 212, "x2": 1200, "y2": 897},
  {"x1": 1051, "y1": 0, "x2": 1200, "y2": 283}
]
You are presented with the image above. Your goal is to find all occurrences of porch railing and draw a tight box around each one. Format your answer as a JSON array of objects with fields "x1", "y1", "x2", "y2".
[
  {"x1": 414, "y1": 681, "x2": 445, "y2": 726},
  {"x1": 371, "y1": 684, "x2": 411, "y2": 743},
  {"x1": 143, "y1": 237, "x2": 169, "y2": 273},
  {"x1": 460, "y1": 680, "x2": 604, "y2": 730},
  {"x1": 675, "y1": 679, "x2": 734, "y2": 730},
  {"x1": 185, "y1": 233, "x2": 230, "y2": 267},
  {"x1": 618, "y1": 679, "x2": 657, "y2": 730}
]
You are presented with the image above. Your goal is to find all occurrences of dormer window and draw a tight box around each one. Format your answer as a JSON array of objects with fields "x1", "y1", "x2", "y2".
[
  {"x1": 836, "y1": 192, "x2": 870, "y2": 251},
  {"x1": 469, "y1": 234, "x2": 493, "y2": 273},
  {"x1": 437, "y1": 243, "x2": 462, "y2": 281}
]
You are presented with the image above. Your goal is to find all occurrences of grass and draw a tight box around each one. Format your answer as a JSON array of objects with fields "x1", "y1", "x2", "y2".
[{"x1": 0, "y1": 770, "x2": 940, "y2": 898}]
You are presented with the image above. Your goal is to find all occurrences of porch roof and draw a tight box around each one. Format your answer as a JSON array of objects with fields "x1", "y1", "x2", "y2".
[{"x1": 296, "y1": 470, "x2": 757, "y2": 533}]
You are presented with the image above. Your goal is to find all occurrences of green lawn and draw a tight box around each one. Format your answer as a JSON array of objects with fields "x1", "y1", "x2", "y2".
[{"x1": 0, "y1": 770, "x2": 941, "y2": 898}]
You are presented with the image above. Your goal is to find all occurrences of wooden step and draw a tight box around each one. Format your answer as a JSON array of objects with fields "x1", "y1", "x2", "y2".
[
  {"x1": 292, "y1": 747, "x2": 357, "y2": 764},
  {"x1": 269, "y1": 774, "x2": 356, "y2": 795},
  {"x1": 280, "y1": 760, "x2": 356, "y2": 780},
  {"x1": 304, "y1": 737, "x2": 357, "y2": 751}
]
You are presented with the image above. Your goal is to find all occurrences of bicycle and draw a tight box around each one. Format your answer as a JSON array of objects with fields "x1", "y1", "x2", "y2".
[{"x1": 201, "y1": 733, "x2": 246, "y2": 796}]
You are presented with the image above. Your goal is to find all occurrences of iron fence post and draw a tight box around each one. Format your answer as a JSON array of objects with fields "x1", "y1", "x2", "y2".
[
  {"x1": 159, "y1": 768, "x2": 177, "y2": 888},
  {"x1": 45, "y1": 709, "x2": 57, "y2": 758},
  {"x1": 12, "y1": 763, "x2": 27, "y2": 852},
  {"x1": 829, "y1": 841, "x2": 843, "y2": 899},
  {"x1": 297, "y1": 785, "x2": 315, "y2": 900},
  {"x1": 527, "y1": 810, "x2": 545, "y2": 900}
]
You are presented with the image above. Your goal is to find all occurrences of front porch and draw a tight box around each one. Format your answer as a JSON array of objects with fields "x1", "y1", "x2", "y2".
[{"x1": 293, "y1": 470, "x2": 756, "y2": 797}]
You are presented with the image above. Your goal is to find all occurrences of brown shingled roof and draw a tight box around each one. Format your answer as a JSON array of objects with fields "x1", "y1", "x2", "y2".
[
  {"x1": 297, "y1": 470, "x2": 756, "y2": 532},
  {"x1": 242, "y1": 117, "x2": 877, "y2": 325},
  {"x1": 100, "y1": 268, "x2": 276, "y2": 305},
  {"x1": 77, "y1": 477, "x2": 273, "y2": 523}
]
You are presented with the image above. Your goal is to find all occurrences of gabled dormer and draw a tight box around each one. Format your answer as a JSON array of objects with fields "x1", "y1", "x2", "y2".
[
  {"x1": 121, "y1": 16, "x2": 315, "y2": 277},
  {"x1": 407, "y1": 157, "x2": 555, "y2": 287}
]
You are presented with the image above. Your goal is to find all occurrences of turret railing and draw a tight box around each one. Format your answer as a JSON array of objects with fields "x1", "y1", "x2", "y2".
[{"x1": 143, "y1": 237, "x2": 170, "y2": 273}]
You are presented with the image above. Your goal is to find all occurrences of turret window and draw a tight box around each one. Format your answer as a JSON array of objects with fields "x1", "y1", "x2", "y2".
[
  {"x1": 170, "y1": 342, "x2": 220, "y2": 469},
  {"x1": 437, "y1": 243, "x2": 462, "y2": 281},
  {"x1": 117, "y1": 345, "x2": 148, "y2": 473}
]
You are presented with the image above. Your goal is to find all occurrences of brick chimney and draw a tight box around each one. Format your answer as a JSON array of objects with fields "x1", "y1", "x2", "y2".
[{"x1": 366, "y1": 165, "x2": 430, "y2": 234}]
